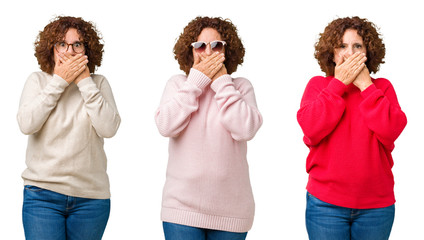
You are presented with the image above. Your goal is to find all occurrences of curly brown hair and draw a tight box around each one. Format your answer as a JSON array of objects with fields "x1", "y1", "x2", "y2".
[
  {"x1": 174, "y1": 16, "x2": 245, "y2": 75},
  {"x1": 315, "y1": 16, "x2": 385, "y2": 76},
  {"x1": 34, "y1": 16, "x2": 104, "y2": 74}
]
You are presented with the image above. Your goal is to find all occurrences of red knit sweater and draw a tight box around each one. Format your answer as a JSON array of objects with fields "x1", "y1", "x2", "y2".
[{"x1": 297, "y1": 76, "x2": 407, "y2": 209}]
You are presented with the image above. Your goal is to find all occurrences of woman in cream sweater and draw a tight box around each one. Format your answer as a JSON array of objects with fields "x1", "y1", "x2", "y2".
[{"x1": 18, "y1": 16, "x2": 120, "y2": 240}]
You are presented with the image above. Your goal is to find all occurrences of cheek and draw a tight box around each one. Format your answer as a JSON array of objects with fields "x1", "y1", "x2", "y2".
[
  {"x1": 192, "y1": 50, "x2": 199, "y2": 63},
  {"x1": 333, "y1": 51, "x2": 341, "y2": 63},
  {"x1": 53, "y1": 49, "x2": 58, "y2": 63}
]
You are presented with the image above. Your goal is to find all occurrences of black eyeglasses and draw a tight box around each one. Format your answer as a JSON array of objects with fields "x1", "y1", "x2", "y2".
[
  {"x1": 54, "y1": 41, "x2": 85, "y2": 53},
  {"x1": 191, "y1": 40, "x2": 226, "y2": 53}
]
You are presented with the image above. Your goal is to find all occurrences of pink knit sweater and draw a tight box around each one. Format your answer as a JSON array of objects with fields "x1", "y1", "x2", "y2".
[{"x1": 155, "y1": 68, "x2": 262, "y2": 232}]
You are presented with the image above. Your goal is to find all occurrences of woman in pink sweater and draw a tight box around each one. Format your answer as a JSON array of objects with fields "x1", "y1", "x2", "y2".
[
  {"x1": 297, "y1": 16, "x2": 407, "y2": 239},
  {"x1": 155, "y1": 16, "x2": 262, "y2": 240}
]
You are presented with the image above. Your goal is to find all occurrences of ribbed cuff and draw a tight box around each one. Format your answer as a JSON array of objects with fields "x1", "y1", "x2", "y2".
[
  {"x1": 360, "y1": 83, "x2": 378, "y2": 99},
  {"x1": 161, "y1": 207, "x2": 253, "y2": 233},
  {"x1": 187, "y1": 68, "x2": 212, "y2": 89},
  {"x1": 327, "y1": 77, "x2": 347, "y2": 96},
  {"x1": 76, "y1": 76, "x2": 94, "y2": 88},
  {"x1": 210, "y1": 74, "x2": 232, "y2": 92},
  {"x1": 52, "y1": 74, "x2": 70, "y2": 89}
]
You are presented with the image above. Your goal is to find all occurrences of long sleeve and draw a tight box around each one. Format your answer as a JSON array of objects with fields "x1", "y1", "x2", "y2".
[
  {"x1": 297, "y1": 76, "x2": 347, "y2": 146},
  {"x1": 17, "y1": 73, "x2": 69, "y2": 135},
  {"x1": 359, "y1": 79, "x2": 407, "y2": 151},
  {"x1": 77, "y1": 75, "x2": 121, "y2": 138},
  {"x1": 211, "y1": 75, "x2": 262, "y2": 141},
  {"x1": 155, "y1": 68, "x2": 211, "y2": 137}
]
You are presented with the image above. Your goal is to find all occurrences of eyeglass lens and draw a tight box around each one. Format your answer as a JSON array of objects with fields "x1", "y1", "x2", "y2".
[{"x1": 55, "y1": 42, "x2": 85, "y2": 53}]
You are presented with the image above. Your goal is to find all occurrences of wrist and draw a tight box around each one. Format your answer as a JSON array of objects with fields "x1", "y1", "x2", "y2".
[{"x1": 358, "y1": 82, "x2": 372, "y2": 91}]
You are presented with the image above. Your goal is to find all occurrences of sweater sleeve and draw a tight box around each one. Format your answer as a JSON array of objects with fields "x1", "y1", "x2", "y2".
[
  {"x1": 76, "y1": 75, "x2": 121, "y2": 138},
  {"x1": 17, "y1": 73, "x2": 69, "y2": 135},
  {"x1": 359, "y1": 80, "x2": 407, "y2": 151},
  {"x1": 297, "y1": 77, "x2": 347, "y2": 146},
  {"x1": 210, "y1": 75, "x2": 263, "y2": 141},
  {"x1": 155, "y1": 68, "x2": 211, "y2": 137}
]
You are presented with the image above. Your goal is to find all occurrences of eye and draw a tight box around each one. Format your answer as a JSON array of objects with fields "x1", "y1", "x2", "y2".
[
  {"x1": 58, "y1": 42, "x2": 66, "y2": 47},
  {"x1": 354, "y1": 43, "x2": 363, "y2": 49},
  {"x1": 74, "y1": 42, "x2": 82, "y2": 47}
]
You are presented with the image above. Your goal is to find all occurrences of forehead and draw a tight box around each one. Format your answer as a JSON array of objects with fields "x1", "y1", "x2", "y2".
[
  {"x1": 342, "y1": 29, "x2": 363, "y2": 42},
  {"x1": 197, "y1": 28, "x2": 222, "y2": 41},
  {"x1": 61, "y1": 28, "x2": 81, "y2": 41}
]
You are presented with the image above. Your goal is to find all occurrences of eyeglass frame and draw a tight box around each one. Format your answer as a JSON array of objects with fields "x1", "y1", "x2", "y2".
[
  {"x1": 190, "y1": 40, "x2": 226, "y2": 52},
  {"x1": 54, "y1": 41, "x2": 86, "y2": 53}
]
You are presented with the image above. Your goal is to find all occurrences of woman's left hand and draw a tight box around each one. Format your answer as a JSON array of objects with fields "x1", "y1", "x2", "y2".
[
  {"x1": 197, "y1": 52, "x2": 228, "y2": 82},
  {"x1": 75, "y1": 66, "x2": 90, "y2": 84},
  {"x1": 353, "y1": 66, "x2": 373, "y2": 91},
  {"x1": 58, "y1": 53, "x2": 90, "y2": 84},
  {"x1": 212, "y1": 65, "x2": 227, "y2": 82}
]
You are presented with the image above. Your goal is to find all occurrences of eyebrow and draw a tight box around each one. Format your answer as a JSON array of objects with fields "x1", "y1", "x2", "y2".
[{"x1": 59, "y1": 41, "x2": 83, "y2": 44}]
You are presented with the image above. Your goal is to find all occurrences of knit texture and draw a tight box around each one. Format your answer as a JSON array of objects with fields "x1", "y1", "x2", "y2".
[
  {"x1": 18, "y1": 72, "x2": 120, "y2": 199},
  {"x1": 297, "y1": 76, "x2": 407, "y2": 209},
  {"x1": 155, "y1": 68, "x2": 262, "y2": 232}
]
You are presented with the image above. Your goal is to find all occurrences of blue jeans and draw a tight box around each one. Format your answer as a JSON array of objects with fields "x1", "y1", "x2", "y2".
[
  {"x1": 163, "y1": 222, "x2": 248, "y2": 240},
  {"x1": 306, "y1": 192, "x2": 394, "y2": 240},
  {"x1": 22, "y1": 185, "x2": 110, "y2": 240}
]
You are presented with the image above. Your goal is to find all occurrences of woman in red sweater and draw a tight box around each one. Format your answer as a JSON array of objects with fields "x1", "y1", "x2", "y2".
[{"x1": 297, "y1": 16, "x2": 407, "y2": 239}]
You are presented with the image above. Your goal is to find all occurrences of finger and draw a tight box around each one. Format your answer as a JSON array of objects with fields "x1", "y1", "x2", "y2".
[
  {"x1": 205, "y1": 51, "x2": 221, "y2": 61},
  {"x1": 214, "y1": 53, "x2": 225, "y2": 65},
  {"x1": 68, "y1": 58, "x2": 88, "y2": 75},
  {"x1": 342, "y1": 52, "x2": 361, "y2": 67},
  {"x1": 208, "y1": 58, "x2": 224, "y2": 74},
  {"x1": 61, "y1": 52, "x2": 71, "y2": 62},
  {"x1": 209, "y1": 63, "x2": 223, "y2": 77},
  {"x1": 72, "y1": 64, "x2": 87, "y2": 78},
  {"x1": 70, "y1": 55, "x2": 88, "y2": 69},
  {"x1": 351, "y1": 54, "x2": 367, "y2": 71},
  {"x1": 205, "y1": 52, "x2": 224, "y2": 68},
  {"x1": 199, "y1": 52, "x2": 207, "y2": 61},
  {"x1": 347, "y1": 52, "x2": 366, "y2": 68}
]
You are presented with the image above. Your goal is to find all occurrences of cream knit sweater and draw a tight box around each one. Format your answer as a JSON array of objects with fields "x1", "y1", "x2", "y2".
[
  {"x1": 18, "y1": 72, "x2": 120, "y2": 199},
  {"x1": 155, "y1": 68, "x2": 263, "y2": 232}
]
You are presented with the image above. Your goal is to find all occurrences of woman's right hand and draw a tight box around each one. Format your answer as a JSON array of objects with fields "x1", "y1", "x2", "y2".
[
  {"x1": 334, "y1": 52, "x2": 367, "y2": 85},
  {"x1": 54, "y1": 53, "x2": 89, "y2": 83},
  {"x1": 192, "y1": 52, "x2": 225, "y2": 79}
]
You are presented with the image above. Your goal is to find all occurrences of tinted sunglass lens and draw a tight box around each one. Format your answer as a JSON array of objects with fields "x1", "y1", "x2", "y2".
[
  {"x1": 194, "y1": 42, "x2": 207, "y2": 52},
  {"x1": 211, "y1": 42, "x2": 223, "y2": 51}
]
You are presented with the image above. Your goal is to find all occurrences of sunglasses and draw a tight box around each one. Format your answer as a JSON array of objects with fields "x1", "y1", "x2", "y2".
[{"x1": 191, "y1": 40, "x2": 226, "y2": 52}]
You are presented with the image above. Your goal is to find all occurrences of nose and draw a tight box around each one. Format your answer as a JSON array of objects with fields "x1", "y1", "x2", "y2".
[
  {"x1": 204, "y1": 44, "x2": 212, "y2": 56},
  {"x1": 345, "y1": 47, "x2": 353, "y2": 57},
  {"x1": 66, "y1": 44, "x2": 76, "y2": 55}
]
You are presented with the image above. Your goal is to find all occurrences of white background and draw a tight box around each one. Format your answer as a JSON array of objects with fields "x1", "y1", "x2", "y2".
[{"x1": 1, "y1": 0, "x2": 422, "y2": 239}]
